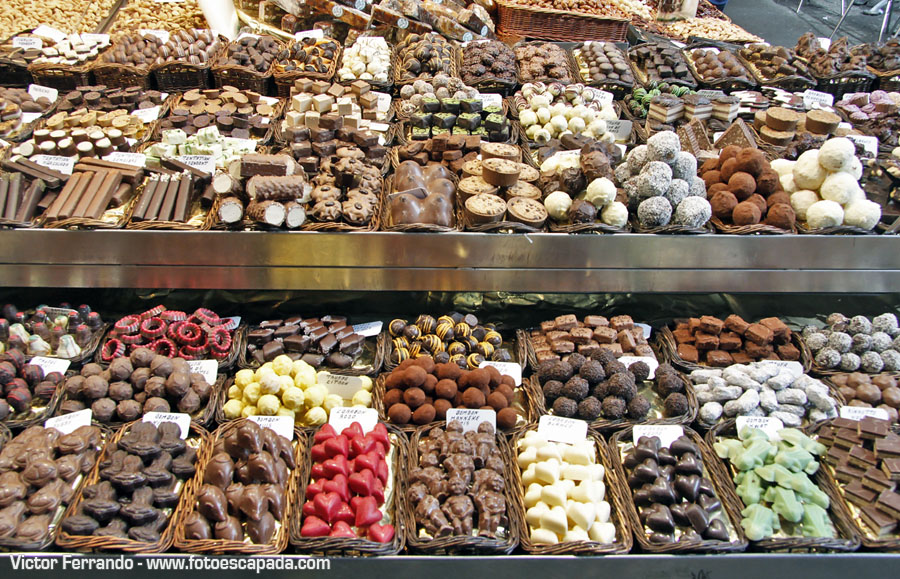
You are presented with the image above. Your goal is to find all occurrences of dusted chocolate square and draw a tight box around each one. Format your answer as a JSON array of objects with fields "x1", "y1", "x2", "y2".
[
  {"x1": 706, "y1": 350, "x2": 734, "y2": 367},
  {"x1": 618, "y1": 329, "x2": 637, "y2": 352},
  {"x1": 578, "y1": 341, "x2": 600, "y2": 356},
  {"x1": 554, "y1": 314, "x2": 578, "y2": 331},
  {"x1": 744, "y1": 323, "x2": 774, "y2": 345},
  {"x1": 570, "y1": 327, "x2": 593, "y2": 344},
  {"x1": 593, "y1": 326, "x2": 617, "y2": 344},
  {"x1": 698, "y1": 315, "x2": 724, "y2": 335},
  {"x1": 731, "y1": 352, "x2": 753, "y2": 364},
  {"x1": 694, "y1": 332, "x2": 720, "y2": 351},
  {"x1": 672, "y1": 328, "x2": 695, "y2": 344},
  {"x1": 610, "y1": 315, "x2": 634, "y2": 331},
  {"x1": 688, "y1": 318, "x2": 702, "y2": 333},
  {"x1": 745, "y1": 341, "x2": 774, "y2": 359},
  {"x1": 540, "y1": 320, "x2": 556, "y2": 333},
  {"x1": 776, "y1": 343, "x2": 800, "y2": 361},
  {"x1": 551, "y1": 340, "x2": 575, "y2": 354},
  {"x1": 584, "y1": 315, "x2": 609, "y2": 328},
  {"x1": 599, "y1": 343, "x2": 623, "y2": 356},
  {"x1": 283, "y1": 334, "x2": 310, "y2": 353},
  {"x1": 635, "y1": 344, "x2": 655, "y2": 357},
  {"x1": 677, "y1": 343, "x2": 699, "y2": 363},
  {"x1": 724, "y1": 314, "x2": 751, "y2": 335},
  {"x1": 536, "y1": 350, "x2": 561, "y2": 363},
  {"x1": 759, "y1": 317, "x2": 790, "y2": 340}
]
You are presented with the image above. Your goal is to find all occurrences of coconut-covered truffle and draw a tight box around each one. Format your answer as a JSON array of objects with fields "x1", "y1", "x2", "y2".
[
  {"x1": 842, "y1": 199, "x2": 881, "y2": 230},
  {"x1": 819, "y1": 172, "x2": 860, "y2": 205},
  {"x1": 770, "y1": 158, "x2": 795, "y2": 177},
  {"x1": 872, "y1": 332, "x2": 893, "y2": 352},
  {"x1": 664, "y1": 392, "x2": 689, "y2": 417},
  {"x1": 626, "y1": 144, "x2": 649, "y2": 175},
  {"x1": 818, "y1": 137, "x2": 856, "y2": 172},
  {"x1": 873, "y1": 313, "x2": 898, "y2": 336},
  {"x1": 627, "y1": 394, "x2": 651, "y2": 419},
  {"x1": 665, "y1": 179, "x2": 691, "y2": 207},
  {"x1": 806, "y1": 200, "x2": 844, "y2": 229},
  {"x1": 544, "y1": 190, "x2": 573, "y2": 221},
  {"x1": 806, "y1": 333, "x2": 828, "y2": 351},
  {"x1": 601, "y1": 201, "x2": 629, "y2": 228},
  {"x1": 780, "y1": 173, "x2": 798, "y2": 194},
  {"x1": 851, "y1": 333, "x2": 872, "y2": 353},
  {"x1": 861, "y1": 351, "x2": 885, "y2": 373},
  {"x1": 637, "y1": 161, "x2": 673, "y2": 198},
  {"x1": 840, "y1": 352, "x2": 861, "y2": 371},
  {"x1": 673, "y1": 197, "x2": 712, "y2": 228},
  {"x1": 637, "y1": 196, "x2": 672, "y2": 227},
  {"x1": 552, "y1": 396, "x2": 578, "y2": 417},
  {"x1": 711, "y1": 190, "x2": 738, "y2": 220},
  {"x1": 881, "y1": 350, "x2": 900, "y2": 371},
  {"x1": 827, "y1": 331, "x2": 852, "y2": 353},
  {"x1": 689, "y1": 176, "x2": 707, "y2": 199},
  {"x1": 815, "y1": 347, "x2": 841, "y2": 368},
  {"x1": 793, "y1": 149, "x2": 828, "y2": 190},
  {"x1": 672, "y1": 151, "x2": 698, "y2": 181},
  {"x1": 585, "y1": 177, "x2": 617, "y2": 208},
  {"x1": 577, "y1": 396, "x2": 603, "y2": 420},
  {"x1": 790, "y1": 189, "x2": 819, "y2": 220},
  {"x1": 601, "y1": 396, "x2": 626, "y2": 419},
  {"x1": 848, "y1": 315, "x2": 872, "y2": 335},
  {"x1": 647, "y1": 130, "x2": 680, "y2": 164}
]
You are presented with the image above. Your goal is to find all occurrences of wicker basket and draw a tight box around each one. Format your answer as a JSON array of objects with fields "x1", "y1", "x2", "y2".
[
  {"x1": 628, "y1": 44, "x2": 698, "y2": 90},
  {"x1": 710, "y1": 217, "x2": 797, "y2": 235},
  {"x1": 152, "y1": 34, "x2": 227, "y2": 92},
  {"x1": 609, "y1": 425, "x2": 749, "y2": 553},
  {"x1": 682, "y1": 42, "x2": 757, "y2": 92},
  {"x1": 570, "y1": 43, "x2": 635, "y2": 100},
  {"x1": 511, "y1": 426, "x2": 634, "y2": 554},
  {"x1": 869, "y1": 65, "x2": 900, "y2": 92},
  {"x1": 496, "y1": 0, "x2": 628, "y2": 43},
  {"x1": 0, "y1": 422, "x2": 109, "y2": 551},
  {"x1": 458, "y1": 42, "x2": 519, "y2": 96},
  {"x1": 525, "y1": 370, "x2": 698, "y2": 432},
  {"x1": 153, "y1": 95, "x2": 282, "y2": 147},
  {"x1": 289, "y1": 424, "x2": 408, "y2": 556},
  {"x1": 28, "y1": 61, "x2": 93, "y2": 92},
  {"x1": 273, "y1": 40, "x2": 342, "y2": 98},
  {"x1": 392, "y1": 41, "x2": 460, "y2": 88},
  {"x1": 656, "y1": 323, "x2": 812, "y2": 375},
  {"x1": 405, "y1": 422, "x2": 523, "y2": 554},
  {"x1": 172, "y1": 419, "x2": 304, "y2": 555},
  {"x1": 41, "y1": 190, "x2": 140, "y2": 231},
  {"x1": 125, "y1": 179, "x2": 219, "y2": 232},
  {"x1": 512, "y1": 41, "x2": 580, "y2": 85},
  {"x1": 813, "y1": 70, "x2": 876, "y2": 101},
  {"x1": 238, "y1": 326, "x2": 385, "y2": 376},
  {"x1": 22, "y1": 322, "x2": 109, "y2": 367},
  {"x1": 706, "y1": 419, "x2": 861, "y2": 552},
  {"x1": 0, "y1": 30, "x2": 38, "y2": 87},
  {"x1": 629, "y1": 215, "x2": 714, "y2": 235},
  {"x1": 212, "y1": 37, "x2": 285, "y2": 96},
  {"x1": 91, "y1": 59, "x2": 152, "y2": 91},
  {"x1": 2, "y1": 373, "x2": 64, "y2": 431},
  {"x1": 808, "y1": 419, "x2": 900, "y2": 549},
  {"x1": 797, "y1": 222, "x2": 880, "y2": 235},
  {"x1": 56, "y1": 420, "x2": 213, "y2": 553}
]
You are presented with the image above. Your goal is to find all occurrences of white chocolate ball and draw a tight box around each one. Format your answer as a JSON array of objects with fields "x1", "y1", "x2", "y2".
[
  {"x1": 770, "y1": 158, "x2": 795, "y2": 177},
  {"x1": 584, "y1": 177, "x2": 616, "y2": 208},
  {"x1": 818, "y1": 137, "x2": 856, "y2": 172},
  {"x1": 819, "y1": 172, "x2": 861, "y2": 205},
  {"x1": 793, "y1": 149, "x2": 827, "y2": 190},
  {"x1": 842, "y1": 199, "x2": 881, "y2": 230},
  {"x1": 790, "y1": 190, "x2": 820, "y2": 221},
  {"x1": 806, "y1": 200, "x2": 845, "y2": 229},
  {"x1": 601, "y1": 201, "x2": 629, "y2": 228},
  {"x1": 544, "y1": 191, "x2": 573, "y2": 221}
]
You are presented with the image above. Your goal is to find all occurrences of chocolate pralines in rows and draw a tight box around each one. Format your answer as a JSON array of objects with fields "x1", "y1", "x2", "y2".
[
  {"x1": 57, "y1": 85, "x2": 166, "y2": 114},
  {"x1": 100, "y1": 33, "x2": 166, "y2": 67},
  {"x1": 246, "y1": 316, "x2": 365, "y2": 368},
  {"x1": 220, "y1": 35, "x2": 280, "y2": 73},
  {"x1": 156, "y1": 88, "x2": 275, "y2": 139}
]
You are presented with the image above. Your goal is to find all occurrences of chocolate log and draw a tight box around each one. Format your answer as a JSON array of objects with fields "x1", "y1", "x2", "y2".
[
  {"x1": 218, "y1": 196, "x2": 244, "y2": 224},
  {"x1": 131, "y1": 176, "x2": 160, "y2": 222},
  {"x1": 173, "y1": 173, "x2": 194, "y2": 223},
  {"x1": 239, "y1": 154, "x2": 299, "y2": 178},
  {"x1": 45, "y1": 172, "x2": 83, "y2": 220},
  {"x1": 284, "y1": 201, "x2": 306, "y2": 229},
  {"x1": 85, "y1": 170, "x2": 124, "y2": 219},
  {"x1": 247, "y1": 200, "x2": 285, "y2": 227},
  {"x1": 15, "y1": 179, "x2": 46, "y2": 222},
  {"x1": 3, "y1": 173, "x2": 22, "y2": 220},
  {"x1": 212, "y1": 173, "x2": 239, "y2": 196},
  {"x1": 72, "y1": 170, "x2": 109, "y2": 218},
  {"x1": 246, "y1": 175, "x2": 307, "y2": 202}
]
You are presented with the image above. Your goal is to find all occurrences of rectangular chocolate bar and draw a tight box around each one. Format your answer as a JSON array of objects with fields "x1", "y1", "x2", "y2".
[
  {"x1": 859, "y1": 504, "x2": 898, "y2": 536},
  {"x1": 844, "y1": 480, "x2": 877, "y2": 509}
]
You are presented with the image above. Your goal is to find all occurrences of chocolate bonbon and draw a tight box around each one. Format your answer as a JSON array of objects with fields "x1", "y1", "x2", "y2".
[
  {"x1": 0, "y1": 348, "x2": 63, "y2": 421},
  {"x1": 1, "y1": 302, "x2": 102, "y2": 359},
  {"x1": 830, "y1": 373, "x2": 900, "y2": 424},
  {"x1": 671, "y1": 315, "x2": 800, "y2": 366},
  {"x1": 395, "y1": 33, "x2": 454, "y2": 82},
  {"x1": 244, "y1": 316, "x2": 370, "y2": 368},
  {"x1": 803, "y1": 313, "x2": 900, "y2": 372},
  {"x1": 461, "y1": 41, "x2": 516, "y2": 88},
  {"x1": 515, "y1": 44, "x2": 572, "y2": 84}
]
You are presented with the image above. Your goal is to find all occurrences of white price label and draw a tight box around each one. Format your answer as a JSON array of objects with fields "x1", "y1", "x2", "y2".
[
  {"x1": 0, "y1": 139, "x2": 9, "y2": 149},
  {"x1": 840, "y1": 406, "x2": 889, "y2": 421},
  {"x1": 817, "y1": 37, "x2": 831, "y2": 50},
  {"x1": 131, "y1": 106, "x2": 161, "y2": 123},
  {"x1": 259, "y1": 96, "x2": 279, "y2": 106},
  {"x1": 30, "y1": 356, "x2": 71, "y2": 376},
  {"x1": 618, "y1": 356, "x2": 658, "y2": 379},
  {"x1": 736, "y1": 415, "x2": 784, "y2": 440},
  {"x1": 397, "y1": 18, "x2": 409, "y2": 29},
  {"x1": 846, "y1": 134, "x2": 878, "y2": 157},
  {"x1": 633, "y1": 424, "x2": 684, "y2": 449},
  {"x1": 13, "y1": 37, "x2": 42, "y2": 49},
  {"x1": 697, "y1": 89, "x2": 725, "y2": 99},
  {"x1": 295, "y1": 29, "x2": 324, "y2": 40},
  {"x1": 187, "y1": 360, "x2": 218, "y2": 384},
  {"x1": 249, "y1": 415, "x2": 295, "y2": 440},
  {"x1": 80, "y1": 33, "x2": 110, "y2": 46},
  {"x1": 446, "y1": 408, "x2": 496, "y2": 433},
  {"x1": 31, "y1": 155, "x2": 74, "y2": 175},
  {"x1": 838, "y1": 122, "x2": 852, "y2": 131},
  {"x1": 369, "y1": 122, "x2": 391, "y2": 133},
  {"x1": 802, "y1": 89, "x2": 834, "y2": 109},
  {"x1": 176, "y1": 155, "x2": 215, "y2": 174},
  {"x1": 104, "y1": 152, "x2": 146, "y2": 167},
  {"x1": 222, "y1": 316, "x2": 241, "y2": 330},
  {"x1": 329, "y1": 407, "x2": 379, "y2": 434},
  {"x1": 538, "y1": 415, "x2": 588, "y2": 445},
  {"x1": 462, "y1": 32, "x2": 474, "y2": 43},
  {"x1": 375, "y1": 92, "x2": 392, "y2": 113},
  {"x1": 479, "y1": 93, "x2": 503, "y2": 109},
  {"x1": 478, "y1": 360, "x2": 521, "y2": 386},
  {"x1": 31, "y1": 26, "x2": 66, "y2": 43},
  {"x1": 354, "y1": 0, "x2": 366, "y2": 9},
  {"x1": 767, "y1": 360, "x2": 804, "y2": 379},
  {"x1": 28, "y1": 84, "x2": 58, "y2": 104},
  {"x1": 140, "y1": 30, "x2": 170, "y2": 44},
  {"x1": 593, "y1": 90, "x2": 614, "y2": 106},
  {"x1": 635, "y1": 323, "x2": 652, "y2": 339},
  {"x1": 352, "y1": 321, "x2": 382, "y2": 337},
  {"x1": 143, "y1": 412, "x2": 191, "y2": 437},
  {"x1": 21, "y1": 113, "x2": 42, "y2": 124},
  {"x1": 318, "y1": 372, "x2": 365, "y2": 400},
  {"x1": 605, "y1": 119, "x2": 633, "y2": 140},
  {"x1": 45, "y1": 409, "x2": 92, "y2": 434}
]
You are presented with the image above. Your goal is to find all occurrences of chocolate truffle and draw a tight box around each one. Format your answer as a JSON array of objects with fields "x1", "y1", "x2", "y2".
[
  {"x1": 497, "y1": 407, "x2": 518, "y2": 429},
  {"x1": 664, "y1": 393, "x2": 689, "y2": 417},
  {"x1": 552, "y1": 397, "x2": 577, "y2": 417},
  {"x1": 608, "y1": 373, "x2": 637, "y2": 401},
  {"x1": 435, "y1": 379, "x2": 458, "y2": 400},
  {"x1": 542, "y1": 380, "x2": 564, "y2": 403},
  {"x1": 433, "y1": 398, "x2": 453, "y2": 420},
  {"x1": 627, "y1": 394, "x2": 651, "y2": 419},
  {"x1": 629, "y1": 361, "x2": 651, "y2": 383},
  {"x1": 403, "y1": 387, "x2": 426, "y2": 409},
  {"x1": 577, "y1": 396, "x2": 603, "y2": 420},
  {"x1": 732, "y1": 201, "x2": 761, "y2": 225},
  {"x1": 728, "y1": 172, "x2": 757, "y2": 200},
  {"x1": 403, "y1": 366, "x2": 428, "y2": 388},
  {"x1": 462, "y1": 387, "x2": 486, "y2": 409},
  {"x1": 765, "y1": 203, "x2": 796, "y2": 230},
  {"x1": 601, "y1": 396, "x2": 626, "y2": 419},
  {"x1": 91, "y1": 398, "x2": 116, "y2": 422},
  {"x1": 710, "y1": 191, "x2": 738, "y2": 220},
  {"x1": 746, "y1": 193, "x2": 767, "y2": 217},
  {"x1": 143, "y1": 397, "x2": 171, "y2": 413},
  {"x1": 562, "y1": 377, "x2": 590, "y2": 401},
  {"x1": 719, "y1": 158, "x2": 739, "y2": 182},
  {"x1": 579, "y1": 360, "x2": 606, "y2": 385},
  {"x1": 117, "y1": 399, "x2": 142, "y2": 421},
  {"x1": 150, "y1": 356, "x2": 174, "y2": 378},
  {"x1": 388, "y1": 403, "x2": 412, "y2": 424},
  {"x1": 413, "y1": 404, "x2": 436, "y2": 425},
  {"x1": 383, "y1": 389, "x2": 403, "y2": 408},
  {"x1": 131, "y1": 348, "x2": 155, "y2": 368},
  {"x1": 83, "y1": 375, "x2": 109, "y2": 400}
]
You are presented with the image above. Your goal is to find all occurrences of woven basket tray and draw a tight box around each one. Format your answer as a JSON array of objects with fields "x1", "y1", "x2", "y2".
[
  {"x1": 737, "y1": 50, "x2": 816, "y2": 93},
  {"x1": 172, "y1": 418, "x2": 304, "y2": 555},
  {"x1": 404, "y1": 422, "x2": 523, "y2": 554},
  {"x1": 2, "y1": 371, "x2": 64, "y2": 431},
  {"x1": 94, "y1": 323, "x2": 246, "y2": 372},
  {"x1": 629, "y1": 215, "x2": 714, "y2": 234},
  {"x1": 808, "y1": 419, "x2": 900, "y2": 549},
  {"x1": 869, "y1": 65, "x2": 900, "y2": 93},
  {"x1": 55, "y1": 420, "x2": 213, "y2": 553},
  {"x1": 628, "y1": 44, "x2": 698, "y2": 90},
  {"x1": 273, "y1": 41, "x2": 343, "y2": 98},
  {"x1": 0, "y1": 422, "x2": 9, "y2": 450},
  {"x1": 796, "y1": 222, "x2": 880, "y2": 235},
  {"x1": 458, "y1": 42, "x2": 519, "y2": 96},
  {"x1": 811, "y1": 69, "x2": 876, "y2": 101},
  {"x1": 682, "y1": 42, "x2": 758, "y2": 92},
  {"x1": 392, "y1": 42, "x2": 460, "y2": 87},
  {"x1": 398, "y1": 117, "x2": 518, "y2": 148},
  {"x1": 212, "y1": 37, "x2": 285, "y2": 96},
  {"x1": 238, "y1": 326, "x2": 385, "y2": 376},
  {"x1": 41, "y1": 190, "x2": 140, "y2": 231},
  {"x1": 91, "y1": 59, "x2": 152, "y2": 91},
  {"x1": 512, "y1": 41, "x2": 580, "y2": 86},
  {"x1": 656, "y1": 323, "x2": 813, "y2": 374},
  {"x1": 28, "y1": 61, "x2": 93, "y2": 92},
  {"x1": 525, "y1": 369, "x2": 698, "y2": 432},
  {"x1": 125, "y1": 176, "x2": 219, "y2": 231},
  {"x1": 496, "y1": 0, "x2": 628, "y2": 43},
  {"x1": 0, "y1": 422, "x2": 110, "y2": 551},
  {"x1": 511, "y1": 425, "x2": 634, "y2": 554},
  {"x1": 710, "y1": 216, "x2": 797, "y2": 235},
  {"x1": 289, "y1": 424, "x2": 408, "y2": 555},
  {"x1": 609, "y1": 424, "x2": 749, "y2": 553},
  {"x1": 151, "y1": 35, "x2": 227, "y2": 93},
  {"x1": 0, "y1": 29, "x2": 39, "y2": 87},
  {"x1": 706, "y1": 419, "x2": 861, "y2": 552},
  {"x1": 570, "y1": 43, "x2": 635, "y2": 100},
  {"x1": 19, "y1": 322, "x2": 108, "y2": 367}
]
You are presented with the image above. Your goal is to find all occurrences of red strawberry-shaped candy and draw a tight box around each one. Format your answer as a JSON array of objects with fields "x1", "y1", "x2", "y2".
[{"x1": 300, "y1": 516, "x2": 331, "y2": 537}]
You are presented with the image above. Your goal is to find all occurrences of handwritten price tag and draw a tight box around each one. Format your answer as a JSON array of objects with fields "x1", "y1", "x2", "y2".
[
  {"x1": 352, "y1": 321, "x2": 382, "y2": 337},
  {"x1": 767, "y1": 360, "x2": 804, "y2": 378},
  {"x1": 13, "y1": 37, "x2": 42, "y2": 49},
  {"x1": 45, "y1": 409, "x2": 92, "y2": 434},
  {"x1": 80, "y1": 33, "x2": 110, "y2": 46},
  {"x1": 736, "y1": 415, "x2": 784, "y2": 440},
  {"x1": 375, "y1": 92, "x2": 392, "y2": 113},
  {"x1": 618, "y1": 356, "x2": 658, "y2": 379},
  {"x1": 176, "y1": 155, "x2": 215, "y2": 174},
  {"x1": 104, "y1": 152, "x2": 146, "y2": 167},
  {"x1": 605, "y1": 119, "x2": 633, "y2": 141},
  {"x1": 802, "y1": 89, "x2": 834, "y2": 109},
  {"x1": 296, "y1": 29, "x2": 324, "y2": 40},
  {"x1": 479, "y1": 93, "x2": 503, "y2": 109},
  {"x1": 187, "y1": 360, "x2": 218, "y2": 384},
  {"x1": 697, "y1": 89, "x2": 725, "y2": 99},
  {"x1": 28, "y1": 84, "x2": 58, "y2": 104},
  {"x1": 143, "y1": 412, "x2": 191, "y2": 438},
  {"x1": 633, "y1": 424, "x2": 684, "y2": 448},
  {"x1": 131, "y1": 106, "x2": 161, "y2": 123},
  {"x1": 31, "y1": 155, "x2": 74, "y2": 175},
  {"x1": 29, "y1": 356, "x2": 71, "y2": 376},
  {"x1": 840, "y1": 406, "x2": 889, "y2": 421},
  {"x1": 318, "y1": 372, "x2": 364, "y2": 400},
  {"x1": 478, "y1": 361, "x2": 521, "y2": 386},
  {"x1": 329, "y1": 407, "x2": 379, "y2": 434},
  {"x1": 593, "y1": 90, "x2": 614, "y2": 106},
  {"x1": 446, "y1": 408, "x2": 496, "y2": 433},
  {"x1": 538, "y1": 415, "x2": 588, "y2": 445},
  {"x1": 249, "y1": 415, "x2": 295, "y2": 440},
  {"x1": 846, "y1": 134, "x2": 878, "y2": 157}
]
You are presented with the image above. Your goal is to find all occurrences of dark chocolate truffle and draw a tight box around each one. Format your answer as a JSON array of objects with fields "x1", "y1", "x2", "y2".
[
  {"x1": 607, "y1": 372, "x2": 636, "y2": 401},
  {"x1": 577, "y1": 396, "x2": 602, "y2": 420},
  {"x1": 710, "y1": 191, "x2": 738, "y2": 220},
  {"x1": 403, "y1": 387, "x2": 426, "y2": 409},
  {"x1": 487, "y1": 392, "x2": 509, "y2": 410},
  {"x1": 579, "y1": 360, "x2": 605, "y2": 385},
  {"x1": 542, "y1": 380, "x2": 564, "y2": 403},
  {"x1": 565, "y1": 352, "x2": 587, "y2": 372},
  {"x1": 462, "y1": 387, "x2": 486, "y2": 408},
  {"x1": 627, "y1": 394, "x2": 651, "y2": 418},
  {"x1": 433, "y1": 398, "x2": 453, "y2": 420},
  {"x1": 601, "y1": 396, "x2": 627, "y2": 419},
  {"x1": 664, "y1": 393, "x2": 689, "y2": 417},
  {"x1": 562, "y1": 376, "x2": 590, "y2": 401},
  {"x1": 383, "y1": 389, "x2": 403, "y2": 408},
  {"x1": 435, "y1": 379, "x2": 458, "y2": 400},
  {"x1": 413, "y1": 404, "x2": 436, "y2": 425},
  {"x1": 732, "y1": 201, "x2": 761, "y2": 225},
  {"x1": 117, "y1": 399, "x2": 142, "y2": 421},
  {"x1": 143, "y1": 397, "x2": 170, "y2": 413},
  {"x1": 552, "y1": 397, "x2": 577, "y2": 417},
  {"x1": 91, "y1": 397, "x2": 116, "y2": 422},
  {"x1": 628, "y1": 361, "x2": 651, "y2": 383},
  {"x1": 497, "y1": 407, "x2": 518, "y2": 429}
]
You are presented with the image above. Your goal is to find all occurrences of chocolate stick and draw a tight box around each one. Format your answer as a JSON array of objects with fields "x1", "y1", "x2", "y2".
[
  {"x1": 4, "y1": 174, "x2": 22, "y2": 220},
  {"x1": 110, "y1": 182, "x2": 133, "y2": 208},
  {"x1": 131, "y1": 176, "x2": 160, "y2": 221},
  {"x1": 86, "y1": 170, "x2": 124, "y2": 219},
  {"x1": 200, "y1": 182, "x2": 216, "y2": 208},
  {"x1": 157, "y1": 174, "x2": 183, "y2": 222},
  {"x1": 144, "y1": 175, "x2": 175, "y2": 221},
  {"x1": 37, "y1": 191, "x2": 57, "y2": 211},
  {"x1": 0, "y1": 160, "x2": 62, "y2": 189},
  {"x1": 160, "y1": 157, "x2": 211, "y2": 181},
  {"x1": 173, "y1": 173, "x2": 194, "y2": 223},
  {"x1": 14, "y1": 157, "x2": 70, "y2": 182},
  {"x1": 15, "y1": 179, "x2": 46, "y2": 222},
  {"x1": 0, "y1": 175, "x2": 8, "y2": 216},
  {"x1": 73, "y1": 163, "x2": 142, "y2": 185},
  {"x1": 51, "y1": 172, "x2": 89, "y2": 220},
  {"x1": 72, "y1": 170, "x2": 109, "y2": 218}
]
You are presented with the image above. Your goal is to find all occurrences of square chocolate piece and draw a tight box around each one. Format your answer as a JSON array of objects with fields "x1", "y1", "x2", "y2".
[
  {"x1": 599, "y1": 343, "x2": 624, "y2": 356},
  {"x1": 609, "y1": 315, "x2": 634, "y2": 332},
  {"x1": 551, "y1": 340, "x2": 575, "y2": 354},
  {"x1": 776, "y1": 343, "x2": 801, "y2": 361},
  {"x1": 698, "y1": 315, "x2": 724, "y2": 335},
  {"x1": 673, "y1": 328, "x2": 695, "y2": 344},
  {"x1": 554, "y1": 314, "x2": 578, "y2": 331},
  {"x1": 744, "y1": 323, "x2": 774, "y2": 345},
  {"x1": 584, "y1": 315, "x2": 608, "y2": 328},
  {"x1": 706, "y1": 350, "x2": 734, "y2": 367},
  {"x1": 577, "y1": 342, "x2": 600, "y2": 356},
  {"x1": 759, "y1": 317, "x2": 790, "y2": 340},
  {"x1": 570, "y1": 327, "x2": 593, "y2": 345},
  {"x1": 718, "y1": 332, "x2": 742, "y2": 351},
  {"x1": 859, "y1": 416, "x2": 891, "y2": 440},
  {"x1": 694, "y1": 332, "x2": 720, "y2": 351},
  {"x1": 617, "y1": 330, "x2": 637, "y2": 352},
  {"x1": 845, "y1": 480, "x2": 877, "y2": 509},
  {"x1": 724, "y1": 314, "x2": 751, "y2": 335},
  {"x1": 593, "y1": 327, "x2": 617, "y2": 344},
  {"x1": 677, "y1": 343, "x2": 699, "y2": 363}
]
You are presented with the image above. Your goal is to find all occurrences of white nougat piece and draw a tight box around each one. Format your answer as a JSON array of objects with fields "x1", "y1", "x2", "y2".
[
  {"x1": 539, "y1": 505, "x2": 569, "y2": 535},
  {"x1": 566, "y1": 499, "x2": 596, "y2": 530},
  {"x1": 563, "y1": 528, "x2": 591, "y2": 542},
  {"x1": 534, "y1": 459, "x2": 560, "y2": 484},
  {"x1": 524, "y1": 483, "x2": 543, "y2": 508},
  {"x1": 531, "y1": 528, "x2": 560, "y2": 545}
]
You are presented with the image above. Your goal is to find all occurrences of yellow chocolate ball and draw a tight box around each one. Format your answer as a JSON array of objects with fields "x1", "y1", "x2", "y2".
[
  {"x1": 272, "y1": 355, "x2": 293, "y2": 376},
  {"x1": 277, "y1": 407, "x2": 296, "y2": 420},
  {"x1": 304, "y1": 385, "x2": 327, "y2": 408},
  {"x1": 242, "y1": 382, "x2": 261, "y2": 405},
  {"x1": 352, "y1": 390, "x2": 373, "y2": 407},
  {"x1": 257, "y1": 394, "x2": 281, "y2": 416},
  {"x1": 303, "y1": 406, "x2": 327, "y2": 426},
  {"x1": 259, "y1": 372, "x2": 281, "y2": 395},
  {"x1": 359, "y1": 376, "x2": 373, "y2": 392},
  {"x1": 234, "y1": 369, "x2": 255, "y2": 388},
  {"x1": 241, "y1": 405, "x2": 258, "y2": 418},
  {"x1": 281, "y1": 387, "x2": 305, "y2": 410},
  {"x1": 227, "y1": 384, "x2": 242, "y2": 400},
  {"x1": 323, "y1": 394, "x2": 344, "y2": 413},
  {"x1": 223, "y1": 399, "x2": 244, "y2": 419}
]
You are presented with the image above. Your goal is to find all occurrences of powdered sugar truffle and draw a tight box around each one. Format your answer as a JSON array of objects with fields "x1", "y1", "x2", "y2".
[
  {"x1": 840, "y1": 352, "x2": 861, "y2": 371},
  {"x1": 827, "y1": 331, "x2": 852, "y2": 353},
  {"x1": 873, "y1": 313, "x2": 899, "y2": 336},
  {"x1": 814, "y1": 347, "x2": 841, "y2": 368},
  {"x1": 861, "y1": 351, "x2": 884, "y2": 373}
]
